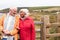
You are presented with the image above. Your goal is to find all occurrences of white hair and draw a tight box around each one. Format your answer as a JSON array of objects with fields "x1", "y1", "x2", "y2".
[
  {"x1": 19, "y1": 9, "x2": 30, "y2": 17},
  {"x1": 10, "y1": 7, "x2": 17, "y2": 11}
]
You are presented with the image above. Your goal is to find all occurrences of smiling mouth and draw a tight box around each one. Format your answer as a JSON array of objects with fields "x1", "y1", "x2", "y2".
[{"x1": 13, "y1": 13, "x2": 16, "y2": 14}]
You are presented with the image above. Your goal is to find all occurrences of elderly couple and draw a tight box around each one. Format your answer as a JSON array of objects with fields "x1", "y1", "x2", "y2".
[{"x1": 0, "y1": 7, "x2": 35, "y2": 40}]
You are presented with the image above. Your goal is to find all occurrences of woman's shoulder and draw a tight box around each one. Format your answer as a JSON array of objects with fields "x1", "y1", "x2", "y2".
[
  {"x1": 27, "y1": 16, "x2": 34, "y2": 21},
  {"x1": 27, "y1": 16, "x2": 33, "y2": 20}
]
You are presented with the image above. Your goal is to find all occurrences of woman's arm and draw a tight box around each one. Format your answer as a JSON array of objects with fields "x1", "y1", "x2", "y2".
[{"x1": 31, "y1": 19, "x2": 35, "y2": 40}]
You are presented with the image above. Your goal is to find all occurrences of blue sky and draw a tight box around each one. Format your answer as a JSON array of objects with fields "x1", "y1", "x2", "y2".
[{"x1": 0, "y1": 0, "x2": 60, "y2": 10}]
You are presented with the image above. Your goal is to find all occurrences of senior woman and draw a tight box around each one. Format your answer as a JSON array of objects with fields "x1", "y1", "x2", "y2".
[{"x1": 18, "y1": 9, "x2": 35, "y2": 40}]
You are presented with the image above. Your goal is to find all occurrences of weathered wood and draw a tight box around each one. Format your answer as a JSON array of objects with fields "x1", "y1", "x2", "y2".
[
  {"x1": 34, "y1": 21, "x2": 43, "y2": 24},
  {"x1": 36, "y1": 29, "x2": 40, "y2": 32},
  {"x1": 40, "y1": 14, "x2": 60, "y2": 40},
  {"x1": 44, "y1": 15, "x2": 50, "y2": 40},
  {"x1": 56, "y1": 12, "x2": 60, "y2": 40},
  {"x1": 41, "y1": 15, "x2": 49, "y2": 40},
  {"x1": 51, "y1": 23, "x2": 60, "y2": 25},
  {"x1": 57, "y1": 12, "x2": 60, "y2": 23},
  {"x1": 40, "y1": 15, "x2": 45, "y2": 40},
  {"x1": 46, "y1": 33, "x2": 60, "y2": 37}
]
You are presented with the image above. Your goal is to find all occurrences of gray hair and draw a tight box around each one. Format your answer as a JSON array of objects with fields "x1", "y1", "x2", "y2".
[{"x1": 19, "y1": 9, "x2": 30, "y2": 17}]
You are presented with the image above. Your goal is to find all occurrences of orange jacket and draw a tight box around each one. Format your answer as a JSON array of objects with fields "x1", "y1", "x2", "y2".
[{"x1": 0, "y1": 14, "x2": 19, "y2": 40}]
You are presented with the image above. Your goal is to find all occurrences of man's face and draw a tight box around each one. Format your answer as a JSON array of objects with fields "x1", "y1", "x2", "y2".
[
  {"x1": 9, "y1": 8, "x2": 17, "y2": 16},
  {"x1": 19, "y1": 11, "x2": 26, "y2": 18}
]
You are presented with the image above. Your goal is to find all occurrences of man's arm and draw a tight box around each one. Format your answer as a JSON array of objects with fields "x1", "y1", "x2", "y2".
[{"x1": 0, "y1": 14, "x2": 5, "y2": 31}]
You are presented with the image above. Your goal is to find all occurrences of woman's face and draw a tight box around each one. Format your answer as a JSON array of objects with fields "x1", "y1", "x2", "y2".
[{"x1": 19, "y1": 11, "x2": 26, "y2": 18}]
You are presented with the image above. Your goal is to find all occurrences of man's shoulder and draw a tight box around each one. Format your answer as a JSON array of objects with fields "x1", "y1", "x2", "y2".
[
  {"x1": 1, "y1": 14, "x2": 6, "y2": 17},
  {"x1": 15, "y1": 14, "x2": 20, "y2": 19}
]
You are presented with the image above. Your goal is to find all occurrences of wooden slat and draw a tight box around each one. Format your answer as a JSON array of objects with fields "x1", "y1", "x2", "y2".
[
  {"x1": 36, "y1": 36, "x2": 40, "y2": 39},
  {"x1": 40, "y1": 15, "x2": 48, "y2": 40},
  {"x1": 46, "y1": 33, "x2": 60, "y2": 37},
  {"x1": 51, "y1": 23, "x2": 60, "y2": 26},
  {"x1": 34, "y1": 21, "x2": 43, "y2": 24},
  {"x1": 36, "y1": 29, "x2": 40, "y2": 32}
]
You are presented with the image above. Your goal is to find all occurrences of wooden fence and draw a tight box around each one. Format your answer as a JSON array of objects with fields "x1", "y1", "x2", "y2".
[
  {"x1": 1, "y1": 13, "x2": 60, "y2": 40},
  {"x1": 40, "y1": 13, "x2": 60, "y2": 40}
]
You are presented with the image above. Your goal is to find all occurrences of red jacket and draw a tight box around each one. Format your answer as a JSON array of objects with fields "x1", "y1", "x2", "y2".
[{"x1": 19, "y1": 17, "x2": 35, "y2": 40}]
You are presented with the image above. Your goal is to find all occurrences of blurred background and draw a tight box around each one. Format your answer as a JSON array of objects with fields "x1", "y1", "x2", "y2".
[
  {"x1": 0, "y1": 6, "x2": 60, "y2": 40},
  {"x1": 0, "y1": 0, "x2": 60, "y2": 40}
]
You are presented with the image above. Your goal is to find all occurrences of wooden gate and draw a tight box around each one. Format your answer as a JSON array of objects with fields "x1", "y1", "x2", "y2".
[{"x1": 40, "y1": 13, "x2": 60, "y2": 40}]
